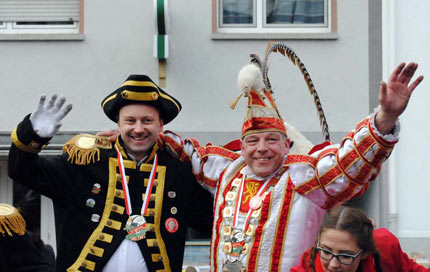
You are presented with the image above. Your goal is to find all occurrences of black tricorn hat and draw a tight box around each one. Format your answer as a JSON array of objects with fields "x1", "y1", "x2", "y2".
[{"x1": 101, "y1": 75, "x2": 182, "y2": 124}]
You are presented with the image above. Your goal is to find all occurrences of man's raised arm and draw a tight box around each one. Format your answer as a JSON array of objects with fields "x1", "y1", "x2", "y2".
[{"x1": 375, "y1": 62, "x2": 424, "y2": 134}]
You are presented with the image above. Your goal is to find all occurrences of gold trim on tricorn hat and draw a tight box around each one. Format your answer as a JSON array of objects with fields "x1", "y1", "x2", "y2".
[
  {"x1": 0, "y1": 203, "x2": 26, "y2": 237},
  {"x1": 101, "y1": 75, "x2": 182, "y2": 124}
]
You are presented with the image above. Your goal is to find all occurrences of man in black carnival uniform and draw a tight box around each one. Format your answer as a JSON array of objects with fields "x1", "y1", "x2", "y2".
[{"x1": 8, "y1": 75, "x2": 213, "y2": 272}]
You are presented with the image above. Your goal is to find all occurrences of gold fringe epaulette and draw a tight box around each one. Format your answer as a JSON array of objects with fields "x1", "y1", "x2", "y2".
[
  {"x1": 63, "y1": 134, "x2": 112, "y2": 165},
  {"x1": 0, "y1": 204, "x2": 26, "y2": 237}
]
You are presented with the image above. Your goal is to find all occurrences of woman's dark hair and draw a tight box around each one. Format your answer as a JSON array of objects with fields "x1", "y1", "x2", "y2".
[{"x1": 308, "y1": 206, "x2": 383, "y2": 272}]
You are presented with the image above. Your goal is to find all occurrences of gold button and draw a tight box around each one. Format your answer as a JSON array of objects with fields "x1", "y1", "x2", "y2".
[
  {"x1": 115, "y1": 191, "x2": 121, "y2": 196},
  {"x1": 81, "y1": 262, "x2": 86, "y2": 268},
  {"x1": 112, "y1": 205, "x2": 117, "y2": 211},
  {"x1": 154, "y1": 241, "x2": 158, "y2": 247},
  {"x1": 158, "y1": 256, "x2": 163, "y2": 261},
  {"x1": 116, "y1": 174, "x2": 121, "y2": 181},
  {"x1": 150, "y1": 195, "x2": 156, "y2": 201},
  {"x1": 153, "y1": 181, "x2": 158, "y2": 186},
  {"x1": 90, "y1": 248, "x2": 95, "y2": 253},
  {"x1": 99, "y1": 234, "x2": 105, "y2": 240},
  {"x1": 150, "y1": 211, "x2": 155, "y2": 216},
  {"x1": 121, "y1": 91, "x2": 128, "y2": 98},
  {"x1": 107, "y1": 220, "x2": 112, "y2": 226}
]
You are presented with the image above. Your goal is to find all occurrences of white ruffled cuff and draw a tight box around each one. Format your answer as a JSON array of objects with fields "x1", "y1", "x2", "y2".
[{"x1": 370, "y1": 106, "x2": 400, "y2": 142}]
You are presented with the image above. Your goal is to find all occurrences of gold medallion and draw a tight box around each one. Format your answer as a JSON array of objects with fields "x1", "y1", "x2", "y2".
[
  {"x1": 232, "y1": 178, "x2": 242, "y2": 186},
  {"x1": 226, "y1": 192, "x2": 237, "y2": 201},
  {"x1": 223, "y1": 207, "x2": 233, "y2": 218},
  {"x1": 223, "y1": 225, "x2": 232, "y2": 236}
]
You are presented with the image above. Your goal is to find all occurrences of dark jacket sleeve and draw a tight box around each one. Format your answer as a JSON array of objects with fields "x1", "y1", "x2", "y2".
[
  {"x1": 0, "y1": 233, "x2": 56, "y2": 272},
  {"x1": 8, "y1": 115, "x2": 77, "y2": 201},
  {"x1": 181, "y1": 162, "x2": 214, "y2": 238}
]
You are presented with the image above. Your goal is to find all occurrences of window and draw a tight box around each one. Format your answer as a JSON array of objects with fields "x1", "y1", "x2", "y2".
[
  {"x1": 213, "y1": 0, "x2": 337, "y2": 39},
  {"x1": 0, "y1": 0, "x2": 83, "y2": 40}
]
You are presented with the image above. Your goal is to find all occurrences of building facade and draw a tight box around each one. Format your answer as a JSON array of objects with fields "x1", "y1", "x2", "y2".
[{"x1": 0, "y1": 0, "x2": 428, "y2": 265}]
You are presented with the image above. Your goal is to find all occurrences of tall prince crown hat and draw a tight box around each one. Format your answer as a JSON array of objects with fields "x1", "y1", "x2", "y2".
[
  {"x1": 231, "y1": 41, "x2": 331, "y2": 142},
  {"x1": 101, "y1": 75, "x2": 182, "y2": 124},
  {"x1": 232, "y1": 64, "x2": 287, "y2": 138}
]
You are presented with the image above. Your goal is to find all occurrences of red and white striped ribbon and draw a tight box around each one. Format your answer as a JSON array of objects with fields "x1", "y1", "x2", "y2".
[{"x1": 115, "y1": 145, "x2": 158, "y2": 216}]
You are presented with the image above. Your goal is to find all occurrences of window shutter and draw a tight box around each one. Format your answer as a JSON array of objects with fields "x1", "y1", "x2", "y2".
[{"x1": 0, "y1": 0, "x2": 79, "y2": 22}]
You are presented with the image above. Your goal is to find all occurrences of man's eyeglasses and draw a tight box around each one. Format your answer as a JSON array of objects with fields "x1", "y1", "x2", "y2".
[{"x1": 316, "y1": 242, "x2": 363, "y2": 265}]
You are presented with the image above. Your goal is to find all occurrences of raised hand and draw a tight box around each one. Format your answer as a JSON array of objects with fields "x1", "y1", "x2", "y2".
[
  {"x1": 96, "y1": 129, "x2": 120, "y2": 142},
  {"x1": 30, "y1": 95, "x2": 73, "y2": 138},
  {"x1": 376, "y1": 62, "x2": 424, "y2": 134}
]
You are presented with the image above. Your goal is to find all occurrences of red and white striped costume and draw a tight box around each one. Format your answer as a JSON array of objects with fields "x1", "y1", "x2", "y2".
[{"x1": 162, "y1": 114, "x2": 398, "y2": 271}]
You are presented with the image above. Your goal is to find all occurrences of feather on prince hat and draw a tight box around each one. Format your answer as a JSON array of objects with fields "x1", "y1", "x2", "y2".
[
  {"x1": 101, "y1": 75, "x2": 181, "y2": 124},
  {"x1": 231, "y1": 41, "x2": 331, "y2": 142}
]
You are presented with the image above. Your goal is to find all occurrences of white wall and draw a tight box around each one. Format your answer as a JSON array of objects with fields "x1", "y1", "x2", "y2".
[{"x1": 389, "y1": 0, "x2": 430, "y2": 239}]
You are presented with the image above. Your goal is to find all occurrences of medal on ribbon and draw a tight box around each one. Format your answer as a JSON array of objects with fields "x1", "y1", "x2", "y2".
[
  {"x1": 116, "y1": 145, "x2": 158, "y2": 241},
  {"x1": 230, "y1": 229, "x2": 245, "y2": 257},
  {"x1": 221, "y1": 172, "x2": 274, "y2": 270},
  {"x1": 125, "y1": 215, "x2": 148, "y2": 241},
  {"x1": 249, "y1": 195, "x2": 262, "y2": 210},
  {"x1": 222, "y1": 260, "x2": 246, "y2": 272}
]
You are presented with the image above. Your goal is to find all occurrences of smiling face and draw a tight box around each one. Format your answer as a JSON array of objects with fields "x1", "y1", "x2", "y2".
[
  {"x1": 118, "y1": 104, "x2": 163, "y2": 161},
  {"x1": 241, "y1": 131, "x2": 289, "y2": 178},
  {"x1": 319, "y1": 229, "x2": 367, "y2": 272}
]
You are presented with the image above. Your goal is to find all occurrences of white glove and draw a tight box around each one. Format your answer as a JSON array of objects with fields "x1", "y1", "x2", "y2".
[{"x1": 30, "y1": 94, "x2": 73, "y2": 138}]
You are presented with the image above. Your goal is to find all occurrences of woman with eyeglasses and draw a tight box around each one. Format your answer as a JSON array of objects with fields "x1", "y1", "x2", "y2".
[{"x1": 291, "y1": 206, "x2": 429, "y2": 272}]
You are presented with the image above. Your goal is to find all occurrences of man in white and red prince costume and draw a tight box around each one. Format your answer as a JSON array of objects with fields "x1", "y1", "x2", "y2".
[{"x1": 161, "y1": 61, "x2": 423, "y2": 271}]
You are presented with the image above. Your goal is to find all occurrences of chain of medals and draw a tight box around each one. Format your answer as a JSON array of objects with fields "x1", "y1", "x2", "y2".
[
  {"x1": 221, "y1": 171, "x2": 273, "y2": 272},
  {"x1": 115, "y1": 145, "x2": 158, "y2": 241}
]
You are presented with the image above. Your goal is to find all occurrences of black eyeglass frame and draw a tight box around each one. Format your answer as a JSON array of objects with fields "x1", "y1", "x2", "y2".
[{"x1": 316, "y1": 242, "x2": 363, "y2": 265}]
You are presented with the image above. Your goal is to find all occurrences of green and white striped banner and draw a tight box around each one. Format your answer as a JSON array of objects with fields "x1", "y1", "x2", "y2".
[
  {"x1": 154, "y1": 0, "x2": 169, "y2": 59},
  {"x1": 154, "y1": 34, "x2": 168, "y2": 59}
]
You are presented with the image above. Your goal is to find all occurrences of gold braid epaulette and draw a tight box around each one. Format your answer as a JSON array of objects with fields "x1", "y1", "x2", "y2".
[
  {"x1": 62, "y1": 134, "x2": 112, "y2": 165},
  {"x1": 0, "y1": 204, "x2": 26, "y2": 237}
]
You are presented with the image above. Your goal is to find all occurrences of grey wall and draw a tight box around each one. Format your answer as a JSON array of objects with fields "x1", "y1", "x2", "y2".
[
  {"x1": 0, "y1": 0, "x2": 371, "y2": 147},
  {"x1": 14, "y1": 0, "x2": 430, "y2": 257}
]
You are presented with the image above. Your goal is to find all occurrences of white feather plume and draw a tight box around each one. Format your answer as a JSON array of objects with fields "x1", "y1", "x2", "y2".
[
  {"x1": 237, "y1": 64, "x2": 265, "y2": 93},
  {"x1": 284, "y1": 121, "x2": 314, "y2": 154}
]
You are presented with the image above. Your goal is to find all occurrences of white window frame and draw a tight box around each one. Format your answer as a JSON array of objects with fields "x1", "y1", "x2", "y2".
[
  {"x1": 0, "y1": 0, "x2": 84, "y2": 40},
  {"x1": 0, "y1": 21, "x2": 79, "y2": 34},
  {"x1": 212, "y1": 0, "x2": 338, "y2": 39}
]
